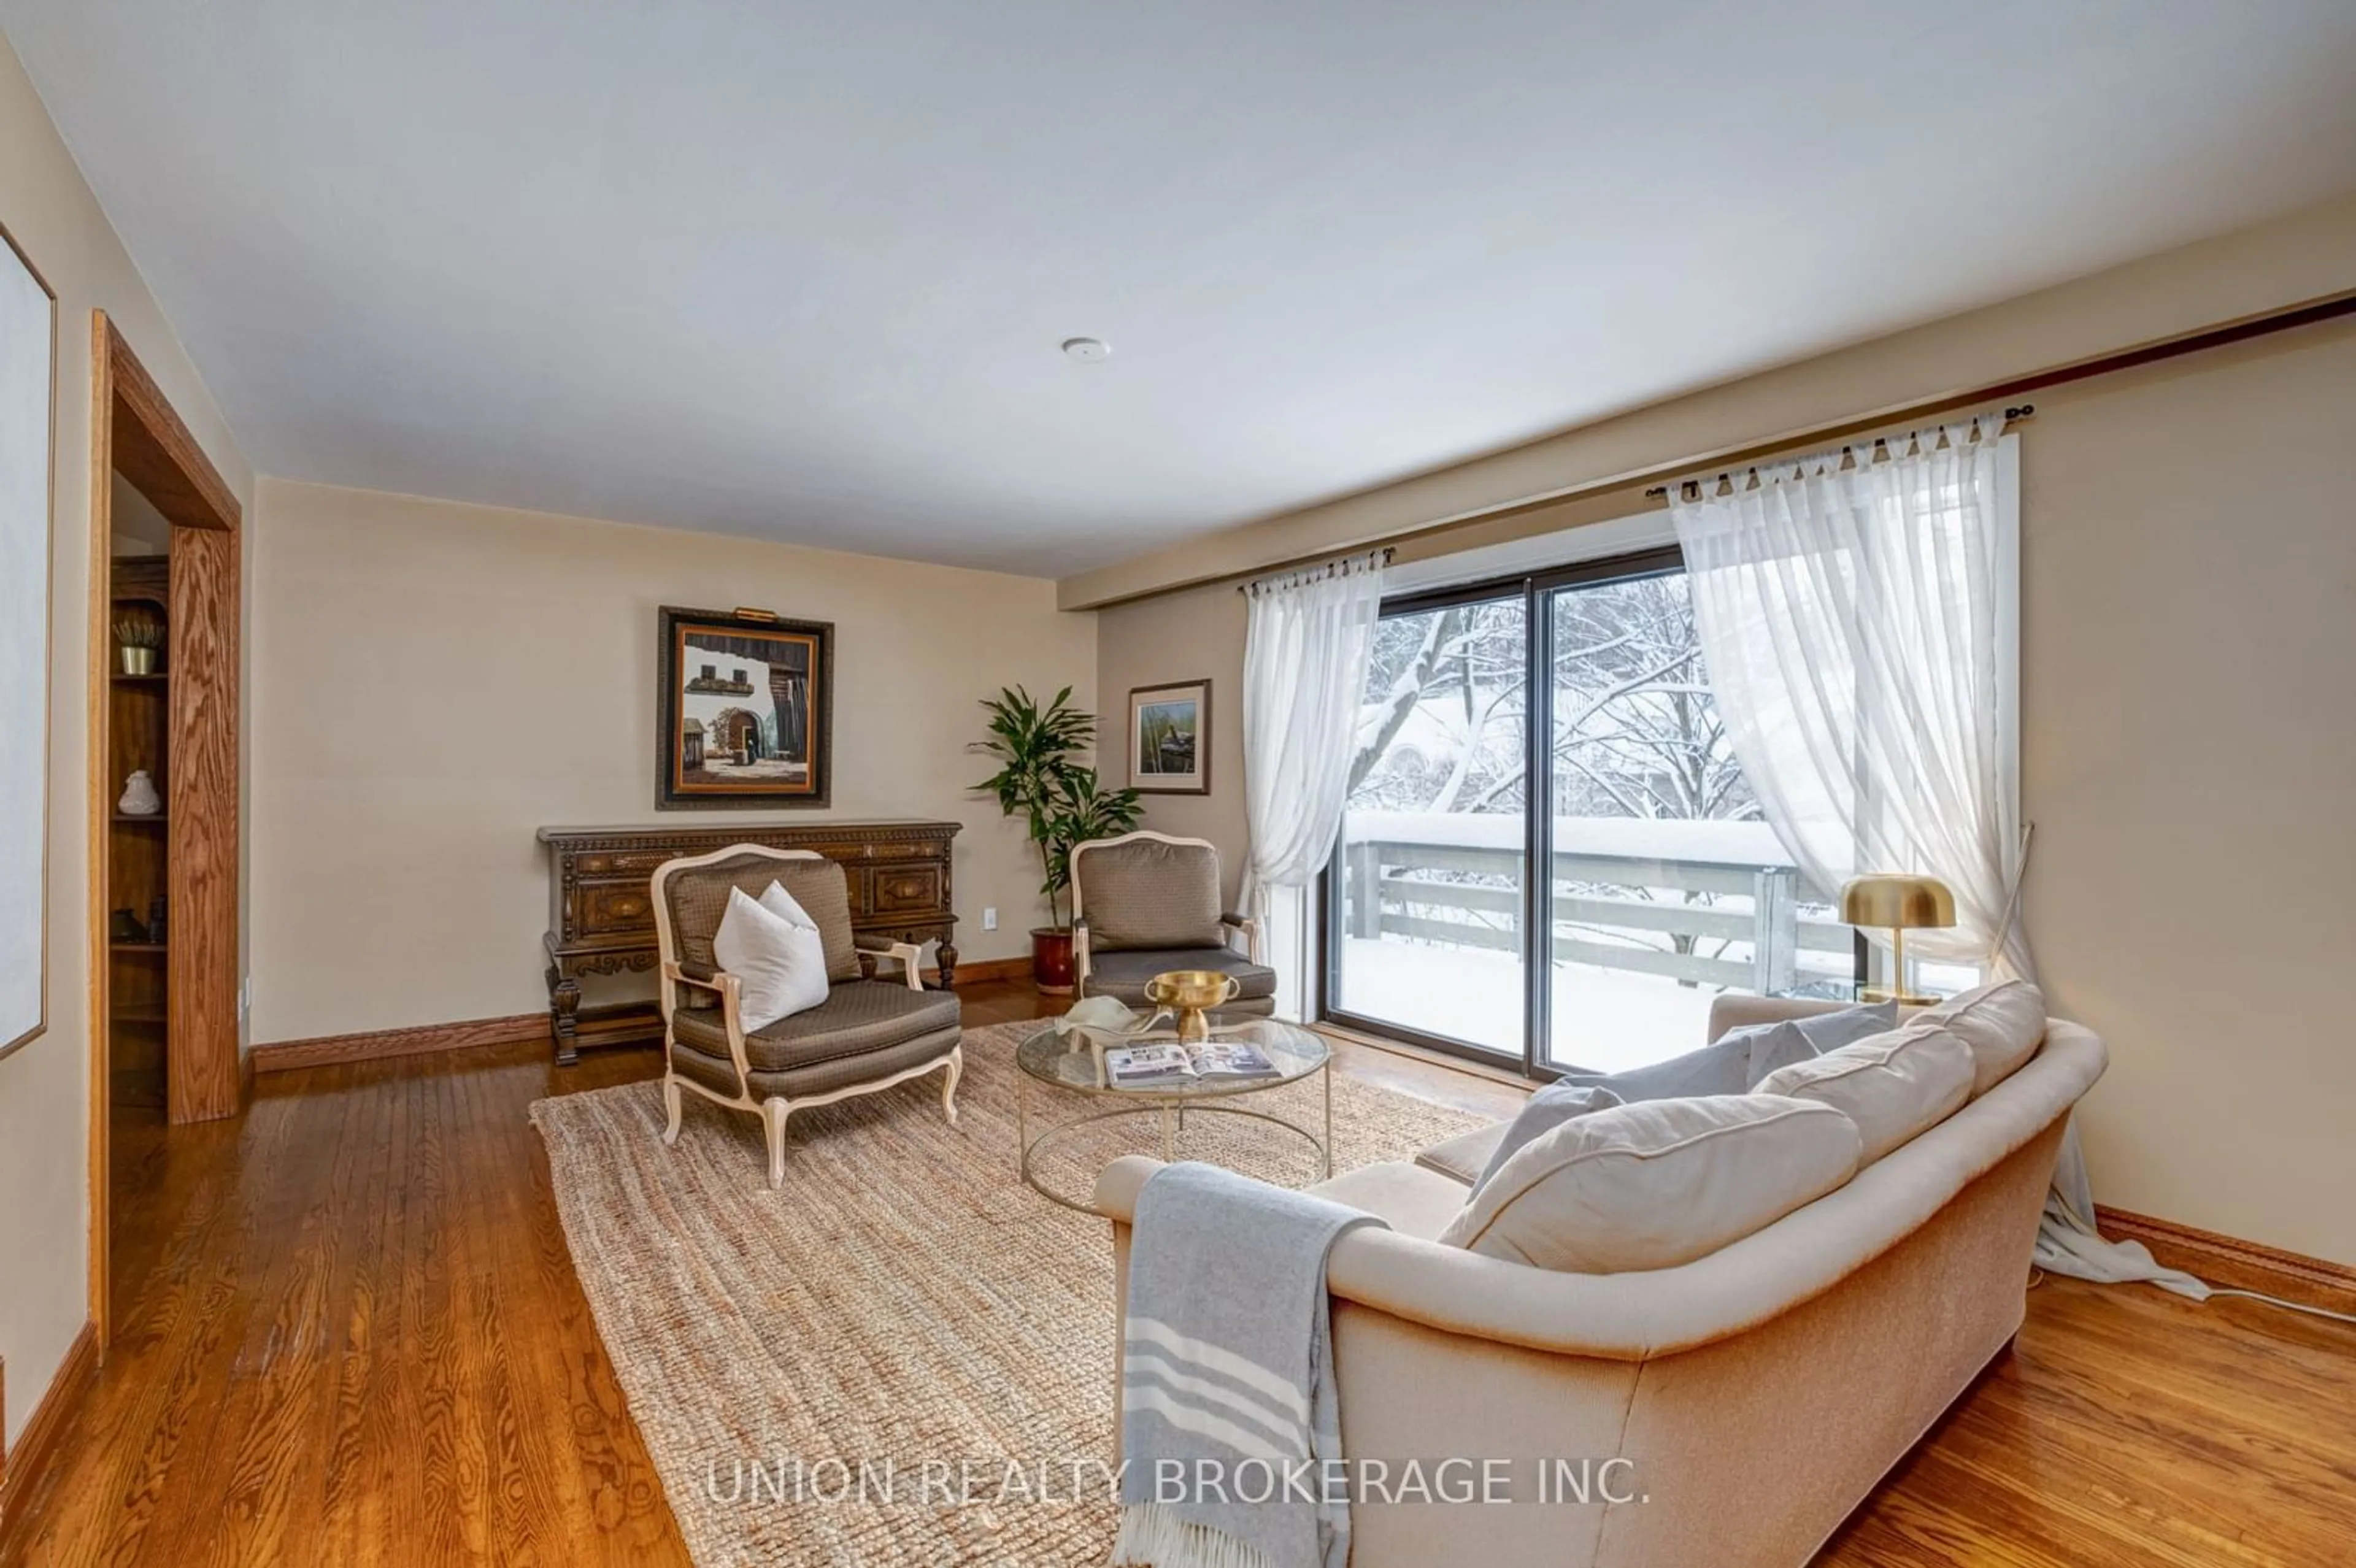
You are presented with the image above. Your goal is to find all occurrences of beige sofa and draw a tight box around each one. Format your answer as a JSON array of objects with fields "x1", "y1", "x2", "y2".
[{"x1": 1091, "y1": 996, "x2": 2106, "y2": 1567}]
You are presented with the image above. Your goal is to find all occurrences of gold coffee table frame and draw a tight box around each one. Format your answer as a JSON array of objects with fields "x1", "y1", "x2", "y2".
[{"x1": 1013, "y1": 1016, "x2": 1333, "y2": 1214}]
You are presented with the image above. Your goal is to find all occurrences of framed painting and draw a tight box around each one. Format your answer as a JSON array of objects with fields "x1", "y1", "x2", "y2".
[
  {"x1": 656, "y1": 605, "x2": 833, "y2": 809},
  {"x1": 0, "y1": 223, "x2": 55, "y2": 1060},
  {"x1": 1129, "y1": 679, "x2": 1211, "y2": 795}
]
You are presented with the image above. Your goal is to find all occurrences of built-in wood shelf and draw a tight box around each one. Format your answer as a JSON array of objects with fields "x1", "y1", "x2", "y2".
[
  {"x1": 110, "y1": 941, "x2": 166, "y2": 954},
  {"x1": 110, "y1": 670, "x2": 169, "y2": 684},
  {"x1": 113, "y1": 812, "x2": 166, "y2": 824},
  {"x1": 112, "y1": 1005, "x2": 166, "y2": 1026}
]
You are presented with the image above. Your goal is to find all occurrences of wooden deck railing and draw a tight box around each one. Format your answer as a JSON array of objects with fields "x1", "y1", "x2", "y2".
[{"x1": 1341, "y1": 818, "x2": 1852, "y2": 993}]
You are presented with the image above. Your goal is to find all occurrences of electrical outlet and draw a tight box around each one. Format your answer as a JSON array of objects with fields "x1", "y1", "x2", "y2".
[{"x1": 982, "y1": 907, "x2": 998, "y2": 931}]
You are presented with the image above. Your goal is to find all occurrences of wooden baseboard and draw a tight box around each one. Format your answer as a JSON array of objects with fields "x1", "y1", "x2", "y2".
[
  {"x1": 250, "y1": 967, "x2": 1026, "y2": 1077},
  {"x1": 250, "y1": 1012, "x2": 549, "y2": 1074},
  {"x1": 2096, "y1": 1205, "x2": 2356, "y2": 1317},
  {"x1": 935, "y1": 956, "x2": 1031, "y2": 988},
  {"x1": 0, "y1": 1321, "x2": 98, "y2": 1535}
]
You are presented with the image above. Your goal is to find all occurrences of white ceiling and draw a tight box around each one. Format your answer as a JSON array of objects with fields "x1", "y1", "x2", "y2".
[{"x1": 8, "y1": 1, "x2": 2356, "y2": 577}]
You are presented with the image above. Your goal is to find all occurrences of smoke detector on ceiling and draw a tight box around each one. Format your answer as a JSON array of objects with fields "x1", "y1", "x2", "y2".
[{"x1": 1061, "y1": 337, "x2": 1112, "y2": 363}]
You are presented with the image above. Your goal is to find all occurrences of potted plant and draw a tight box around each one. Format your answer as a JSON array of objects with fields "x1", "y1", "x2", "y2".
[{"x1": 972, "y1": 685, "x2": 1143, "y2": 991}]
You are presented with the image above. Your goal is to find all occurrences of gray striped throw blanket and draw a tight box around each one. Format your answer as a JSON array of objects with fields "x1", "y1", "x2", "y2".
[{"x1": 1112, "y1": 1161, "x2": 1387, "y2": 1568}]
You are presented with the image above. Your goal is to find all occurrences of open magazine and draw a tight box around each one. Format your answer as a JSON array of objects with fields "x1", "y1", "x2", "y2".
[{"x1": 1101, "y1": 1039, "x2": 1282, "y2": 1089}]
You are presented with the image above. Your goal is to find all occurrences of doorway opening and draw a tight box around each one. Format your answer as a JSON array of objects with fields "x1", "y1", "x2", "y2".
[{"x1": 89, "y1": 312, "x2": 242, "y2": 1351}]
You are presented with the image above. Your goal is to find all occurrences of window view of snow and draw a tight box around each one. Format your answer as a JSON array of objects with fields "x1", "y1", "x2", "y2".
[{"x1": 1331, "y1": 567, "x2": 1850, "y2": 1070}]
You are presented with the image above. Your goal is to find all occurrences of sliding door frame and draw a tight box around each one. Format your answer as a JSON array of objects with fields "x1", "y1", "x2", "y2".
[{"x1": 1321, "y1": 542, "x2": 1805, "y2": 1081}]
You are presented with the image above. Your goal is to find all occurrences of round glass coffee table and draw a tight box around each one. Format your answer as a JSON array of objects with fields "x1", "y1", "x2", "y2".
[{"x1": 1014, "y1": 1015, "x2": 1333, "y2": 1213}]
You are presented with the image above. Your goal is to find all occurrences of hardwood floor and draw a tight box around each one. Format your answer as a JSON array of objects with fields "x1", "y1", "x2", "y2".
[{"x1": 7, "y1": 982, "x2": 2350, "y2": 1564}]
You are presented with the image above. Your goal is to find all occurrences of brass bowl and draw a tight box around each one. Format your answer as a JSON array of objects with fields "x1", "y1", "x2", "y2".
[{"x1": 1144, "y1": 969, "x2": 1241, "y2": 1042}]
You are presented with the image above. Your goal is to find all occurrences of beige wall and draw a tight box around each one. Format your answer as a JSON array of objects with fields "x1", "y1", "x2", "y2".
[
  {"x1": 1093, "y1": 581, "x2": 1251, "y2": 906},
  {"x1": 1095, "y1": 317, "x2": 2356, "y2": 1267},
  {"x1": 1063, "y1": 192, "x2": 2356, "y2": 609},
  {"x1": 2020, "y1": 320, "x2": 2356, "y2": 1264},
  {"x1": 248, "y1": 479, "x2": 1096, "y2": 1043},
  {"x1": 0, "y1": 33, "x2": 253, "y2": 1445}
]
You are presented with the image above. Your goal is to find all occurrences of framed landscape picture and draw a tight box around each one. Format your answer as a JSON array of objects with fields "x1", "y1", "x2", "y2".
[
  {"x1": 1129, "y1": 679, "x2": 1211, "y2": 795},
  {"x1": 656, "y1": 605, "x2": 833, "y2": 809}
]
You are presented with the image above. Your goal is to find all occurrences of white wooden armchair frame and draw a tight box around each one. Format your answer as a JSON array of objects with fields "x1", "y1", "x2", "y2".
[{"x1": 649, "y1": 843, "x2": 962, "y2": 1188}]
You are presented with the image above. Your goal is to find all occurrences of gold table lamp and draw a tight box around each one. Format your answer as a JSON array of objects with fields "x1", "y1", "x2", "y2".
[{"x1": 1841, "y1": 874, "x2": 1957, "y2": 1006}]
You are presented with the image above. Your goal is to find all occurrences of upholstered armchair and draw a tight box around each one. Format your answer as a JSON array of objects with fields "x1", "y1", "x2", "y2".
[
  {"x1": 1069, "y1": 831, "x2": 1276, "y2": 1017},
  {"x1": 650, "y1": 844, "x2": 963, "y2": 1188}
]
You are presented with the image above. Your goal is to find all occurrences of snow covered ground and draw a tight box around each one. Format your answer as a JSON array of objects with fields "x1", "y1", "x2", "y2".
[{"x1": 1332, "y1": 937, "x2": 1731, "y2": 1071}]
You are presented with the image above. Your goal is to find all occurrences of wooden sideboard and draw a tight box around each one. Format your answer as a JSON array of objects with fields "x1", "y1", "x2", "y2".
[{"x1": 537, "y1": 820, "x2": 961, "y2": 1064}]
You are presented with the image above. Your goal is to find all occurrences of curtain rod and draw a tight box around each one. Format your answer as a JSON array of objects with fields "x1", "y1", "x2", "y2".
[
  {"x1": 1236, "y1": 545, "x2": 1393, "y2": 594},
  {"x1": 1639, "y1": 290, "x2": 2356, "y2": 502},
  {"x1": 1204, "y1": 290, "x2": 2355, "y2": 591},
  {"x1": 1643, "y1": 404, "x2": 2035, "y2": 499}
]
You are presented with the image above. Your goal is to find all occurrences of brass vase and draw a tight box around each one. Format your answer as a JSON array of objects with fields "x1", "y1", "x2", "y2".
[{"x1": 1144, "y1": 970, "x2": 1241, "y2": 1043}]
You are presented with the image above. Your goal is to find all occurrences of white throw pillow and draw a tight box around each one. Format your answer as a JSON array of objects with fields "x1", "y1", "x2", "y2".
[
  {"x1": 1754, "y1": 1022, "x2": 1975, "y2": 1164},
  {"x1": 1436, "y1": 1094, "x2": 1863, "y2": 1274},
  {"x1": 712, "y1": 883, "x2": 830, "y2": 1034},
  {"x1": 1918, "y1": 980, "x2": 2047, "y2": 1097}
]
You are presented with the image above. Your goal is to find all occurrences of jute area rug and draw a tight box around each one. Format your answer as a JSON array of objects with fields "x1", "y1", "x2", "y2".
[{"x1": 531, "y1": 1019, "x2": 1483, "y2": 1567}]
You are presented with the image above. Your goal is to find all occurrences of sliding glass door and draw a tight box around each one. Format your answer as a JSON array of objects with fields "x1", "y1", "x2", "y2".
[
  {"x1": 1325, "y1": 588, "x2": 1529, "y2": 1061},
  {"x1": 1325, "y1": 548, "x2": 1854, "y2": 1076}
]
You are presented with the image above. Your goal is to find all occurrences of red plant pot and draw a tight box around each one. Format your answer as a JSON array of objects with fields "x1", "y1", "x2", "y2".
[{"x1": 1031, "y1": 928, "x2": 1076, "y2": 994}]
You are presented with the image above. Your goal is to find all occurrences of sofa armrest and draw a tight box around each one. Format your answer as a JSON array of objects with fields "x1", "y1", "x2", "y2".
[{"x1": 1095, "y1": 1024, "x2": 2105, "y2": 1361}]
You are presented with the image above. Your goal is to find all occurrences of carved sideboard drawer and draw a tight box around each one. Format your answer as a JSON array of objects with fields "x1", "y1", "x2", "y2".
[
  {"x1": 866, "y1": 838, "x2": 945, "y2": 862},
  {"x1": 871, "y1": 864, "x2": 943, "y2": 913},
  {"x1": 577, "y1": 882, "x2": 658, "y2": 936},
  {"x1": 579, "y1": 850, "x2": 681, "y2": 877}
]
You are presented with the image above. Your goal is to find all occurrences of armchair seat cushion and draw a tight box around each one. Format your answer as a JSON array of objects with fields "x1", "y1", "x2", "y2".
[
  {"x1": 1081, "y1": 947, "x2": 1278, "y2": 1006},
  {"x1": 674, "y1": 980, "x2": 960, "y2": 1074},
  {"x1": 672, "y1": 1027, "x2": 961, "y2": 1103}
]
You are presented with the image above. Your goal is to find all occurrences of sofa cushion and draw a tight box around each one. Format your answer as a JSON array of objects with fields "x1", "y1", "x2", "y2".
[
  {"x1": 1917, "y1": 980, "x2": 2046, "y2": 1097},
  {"x1": 1467, "y1": 1083, "x2": 1625, "y2": 1193},
  {"x1": 1436, "y1": 1095, "x2": 1863, "y2": 1274},
  {"x1": 1718, "y1": 1000, "x2": 1901, "y2": 1086},
  {"x1": 1754, "y1": 1022, "x2": 1975, "y2": 1164},
  {"x1": 1541, "y1": 997, "x2": 1892, "y2": 1105},
  {"x1": 1077, "y1": 837, "x2": 1225, "y2": 950}
]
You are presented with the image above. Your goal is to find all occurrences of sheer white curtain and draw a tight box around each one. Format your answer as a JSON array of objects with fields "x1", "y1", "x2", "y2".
[
  {"x1": 1667, "y1": 418, "x2": 2031, "y2": 980},
  {"x1": 1668, "y1": 418, "x2": 2244, "y2": 1305},
  {"x1": 1241, "y1": 551, "x2": 1386, "y2": 1018}
]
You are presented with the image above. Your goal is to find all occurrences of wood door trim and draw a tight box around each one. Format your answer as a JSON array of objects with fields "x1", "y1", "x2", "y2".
[
  {"x1": 84, "y1": 315, "x2": 113, "y2": 1351},
  {"x1": 87, "y1": 311, "x2": 245, "y2": 1354},
  {"x1": 101, "y1": 321, "x2": 237, "y2": 533},
  {"x1": 0, "y1": 1321, "x2": 97, "y2": 1543},
  {"x1": 166, "y1": 523, "x2": 240, "y2": 1123}
]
